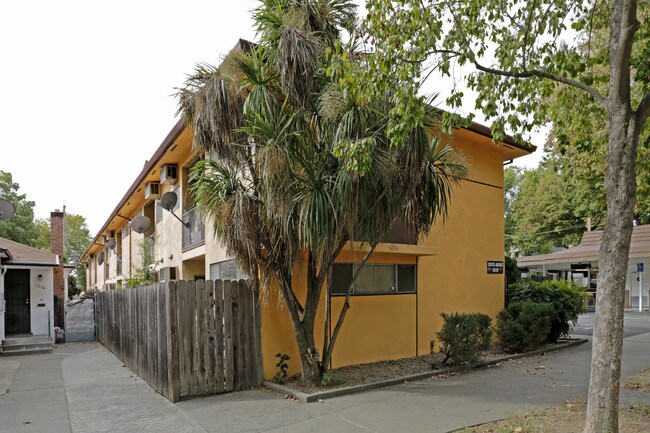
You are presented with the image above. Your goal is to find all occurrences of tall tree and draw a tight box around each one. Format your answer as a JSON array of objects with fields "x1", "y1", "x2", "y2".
[
  {"x1": 0, "y1": 171, "x2": 37, "y2": 246},
  {"x1": 504, "y1": 165, "x2": 523, "y2": 255},
  {"x1": 508, "y1": 157, "x2": 602, "y2": 255},
  {"x1": 33, "y1": 213, "x2": 92, "y2": 291},
  {"x1": 177, "y1": 0, "x2": 466, "y2": 383},
  {"x1": 358, "y1": 1, "x2": 649, "y2": 431}
]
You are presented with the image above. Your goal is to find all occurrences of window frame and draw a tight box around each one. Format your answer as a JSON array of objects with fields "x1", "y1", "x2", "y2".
[{"x1": 330, "y1": 262, "x2": 417, "y2": 296}]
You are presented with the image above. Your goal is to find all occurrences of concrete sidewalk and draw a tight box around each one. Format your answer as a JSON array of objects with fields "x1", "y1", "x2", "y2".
[
  {"x1": 1, "y1": 331, "x2": 649, "y2": 433},
  {"x1": 178, "y1": 334, "x2": 650, "y2": 433},
  {"x1": 0, "y1": 343, "x2": 94, "y2": 433}
]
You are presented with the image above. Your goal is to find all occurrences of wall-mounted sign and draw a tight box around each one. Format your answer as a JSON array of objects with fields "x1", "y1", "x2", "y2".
[
  {"x1": 487, "y1": 261, "x2": 504, "y2": 274},
  {"x1": 638, "y1": 263, "x2": 644, "y2": 273}
]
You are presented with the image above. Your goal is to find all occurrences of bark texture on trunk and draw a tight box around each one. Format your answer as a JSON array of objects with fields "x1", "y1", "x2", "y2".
[
  {"x1": 277, "y1": 272, "x2": 322, "y2": 383},
  {"x1": 583, "y1": 2, "x2": 640, "y2": 431},
  {"x1": 583, "y1": 111, "x2": 638, "y2": 433}
]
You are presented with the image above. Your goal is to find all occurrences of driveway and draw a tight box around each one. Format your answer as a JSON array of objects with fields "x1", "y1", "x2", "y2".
[
  {"x1": 1, "y1": 312, "x2": 649, "y2": 433},
  {"x1": 573, "y1": 310, "x2": 650, "y2": 338}
]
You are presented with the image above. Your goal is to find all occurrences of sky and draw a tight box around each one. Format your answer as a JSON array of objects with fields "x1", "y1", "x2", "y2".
[{"x1": 0, "y1": 0, "x2": 544, "y2": 236}]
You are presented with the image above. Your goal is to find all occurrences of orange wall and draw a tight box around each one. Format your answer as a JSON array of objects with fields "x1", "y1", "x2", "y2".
[{"x1": 259, "y1": 136, "x2": 508, "y2": 379}]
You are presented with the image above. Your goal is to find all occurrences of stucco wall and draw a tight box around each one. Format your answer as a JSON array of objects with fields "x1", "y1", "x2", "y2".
[{"x1": 259, "y1": 134, "x2": 508, "y2": 379}]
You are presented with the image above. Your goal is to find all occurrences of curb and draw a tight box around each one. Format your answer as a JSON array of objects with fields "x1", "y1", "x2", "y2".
[{"x1": 264, "y1": 338, "x2": 588, "y2": 403}]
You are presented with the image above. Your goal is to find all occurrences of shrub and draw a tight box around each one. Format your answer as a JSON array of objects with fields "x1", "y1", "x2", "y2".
[
  {"x1": 437, "y1": 312, "x2": 492, "y2": 366},
  {"x1": 507, "y1": 280, "x2": 586, "y2": 342},
  {"x1": 320, "y1": 371, "x2": 344, "y2": 387},
  {"x1": 496, "y1": 301, "x2": 554, "y2": 353}
]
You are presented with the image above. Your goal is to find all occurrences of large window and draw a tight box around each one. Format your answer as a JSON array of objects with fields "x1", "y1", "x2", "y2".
[
  {"x1": 331, "y1": 263, "x2": 417, "y2": 295},
  {"x1": 210, "y1": 259, "x2": 245, "y2": 281}
]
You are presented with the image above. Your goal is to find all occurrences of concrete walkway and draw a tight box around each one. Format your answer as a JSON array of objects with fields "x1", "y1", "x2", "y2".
[{"x1": 1, "y1": 323, "x2": 649, "y2": 432}]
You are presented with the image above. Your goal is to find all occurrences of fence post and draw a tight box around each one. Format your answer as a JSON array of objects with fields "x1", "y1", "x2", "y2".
[
  {"x1": 252, "y1": 282, "x2": 264, "y2": 386},
  {"x1": 166, "y1": 281, "x2": 181, "y2": 402}
]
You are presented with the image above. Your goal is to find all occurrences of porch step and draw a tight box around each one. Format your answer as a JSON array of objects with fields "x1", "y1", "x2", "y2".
[{"x1": 1, "y1": 336, "x2": 53, "y2": 356}]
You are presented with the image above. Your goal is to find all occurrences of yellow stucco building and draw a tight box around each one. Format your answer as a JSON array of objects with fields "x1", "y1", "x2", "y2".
[{"x1": 82, "y1": 116, "x2": 533, "y2": 379}]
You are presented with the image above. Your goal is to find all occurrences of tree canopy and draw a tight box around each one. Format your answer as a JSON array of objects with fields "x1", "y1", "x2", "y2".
[
  {"x1": 34, "y1": 213, "x2": 92, "y2": 291},
  {"x1": 355, "y1": 1, "x2": 649, "y2": 431},
  {"x1": 0, "y1": 171, "x2": 37, "y2": 246}
]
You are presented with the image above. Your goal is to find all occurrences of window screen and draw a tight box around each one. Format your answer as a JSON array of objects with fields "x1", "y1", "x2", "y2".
[
  {"x1": 331, "y1": 263, "x2": 417, "y2": 295},
  {"x1": 210, "y1": 259, "x2": 245, "y2": 281}
]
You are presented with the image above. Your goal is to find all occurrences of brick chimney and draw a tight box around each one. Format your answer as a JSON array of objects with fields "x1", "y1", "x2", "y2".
[{"x1": 51, "y1": 210, "x2": 65, "y2": 299}]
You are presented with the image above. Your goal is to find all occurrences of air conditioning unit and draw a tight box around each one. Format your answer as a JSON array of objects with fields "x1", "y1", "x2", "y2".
[
  {"x1": 144, "y1": 182, "x2": 160, "y2": 200},
  {"x1": 160, "y1": 164, "x2": 178, "y2": 185},
  {"x1": 159, "y1": 266, "x2": 178, "y2": 282}
]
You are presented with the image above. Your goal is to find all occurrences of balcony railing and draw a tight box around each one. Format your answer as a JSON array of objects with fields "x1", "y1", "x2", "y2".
[{"x1": 183, "y1": 207, "x2": 205, "y2": 249}]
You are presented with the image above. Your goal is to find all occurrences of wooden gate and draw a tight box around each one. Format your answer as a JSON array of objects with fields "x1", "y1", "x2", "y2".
[{"x1": 95, "y1": 279, "x2": 262, "y2": 402}]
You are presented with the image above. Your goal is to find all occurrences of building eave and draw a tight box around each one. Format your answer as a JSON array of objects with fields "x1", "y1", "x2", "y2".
[{"x1": 82, "y1": 119, "x2": 186, "y2": 261}]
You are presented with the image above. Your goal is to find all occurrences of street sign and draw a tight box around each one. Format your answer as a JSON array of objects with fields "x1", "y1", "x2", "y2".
[
  {"x1": 487, "y1": 261, "x2": 504, "y2": 274},
  {"x1": 638, "y1": 263, "x2": 644, "y2": 273}
]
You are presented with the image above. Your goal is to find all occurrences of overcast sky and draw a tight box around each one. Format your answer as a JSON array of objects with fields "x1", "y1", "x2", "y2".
[{"x1": 1, "y1": 0, "x2": 543, "y2": 236}]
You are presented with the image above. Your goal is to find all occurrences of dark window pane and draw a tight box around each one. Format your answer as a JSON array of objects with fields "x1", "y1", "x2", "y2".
[
  {"x1": 332, "y1": 263, "x2": 353, "y2": 295},
  {"x1": 397, "y1": 264, "x2": 417, "y2": 293}
]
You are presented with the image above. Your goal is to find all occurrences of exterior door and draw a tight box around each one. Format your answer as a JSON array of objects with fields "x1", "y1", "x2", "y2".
[{"x1": 4, "y1": 269, "x2": 30, "y2": 334}]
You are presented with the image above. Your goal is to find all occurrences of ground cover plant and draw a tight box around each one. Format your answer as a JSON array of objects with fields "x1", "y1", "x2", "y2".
[
  {"x1": 623, "y1": 368, "x2": 650, "y2": 392},
  {"x1": 460, "y1": 399, "x2": 650, "y2": 433}
]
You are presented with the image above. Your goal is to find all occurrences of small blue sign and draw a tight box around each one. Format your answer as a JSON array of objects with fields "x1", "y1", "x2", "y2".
[{"x1": 638, "y1": 263, "x2": 644, "y2": 273}]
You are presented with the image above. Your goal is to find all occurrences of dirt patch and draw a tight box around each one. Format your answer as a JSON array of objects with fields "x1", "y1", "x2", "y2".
[
  {"x1": 623, "y1": 368, "x2": 650, "y2": 393},
  {"x1": 458, "y1": 398, "x2": 650, "y2": 433},
  {"x1": 281, "y1": 341, "x2": 573, "y2": 394}
]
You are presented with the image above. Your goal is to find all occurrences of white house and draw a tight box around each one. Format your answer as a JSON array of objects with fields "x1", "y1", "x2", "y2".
[
  {"x1": 518, "y1": 224, "x2": 650, "y2": 310},
  {"x1": 0, "y1": 237, "x2": 57, "y2": 341}
]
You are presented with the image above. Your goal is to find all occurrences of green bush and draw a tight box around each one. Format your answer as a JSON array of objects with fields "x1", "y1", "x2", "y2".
[
  {"x1": 496, "y1": 301, "x2": 554, "y2": 353},
  {"x1": 437, "y1": 312, "x2": 492, "y2": 366},
  {"x1": 507, "y1": 280, "x2": 586, "y2": 342},
  {"x1": 320, "y1": 371, "x2": 344, "y2": 387}
]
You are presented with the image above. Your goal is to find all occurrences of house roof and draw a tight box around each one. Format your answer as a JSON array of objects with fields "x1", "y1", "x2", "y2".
[
  {"x1": 0, "y1": 236, "x2": 59, "y2": 267},
  {"x1": 517, "y1": 224, "x2": 650, "y2": 268}
]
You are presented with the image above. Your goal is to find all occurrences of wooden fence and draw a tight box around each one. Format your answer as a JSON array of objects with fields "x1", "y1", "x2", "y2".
[{"x1": 95, "y1": 279, "x2": 262, "y2": 402}]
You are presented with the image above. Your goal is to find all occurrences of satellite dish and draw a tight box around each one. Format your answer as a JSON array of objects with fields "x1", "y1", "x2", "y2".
[
  {"x1": 107, "y1": 238, "x2": 117, "y2": 250},
  {"x1": 131, "y1": 215, "x2": 152, "y2": 234},
  {"x1": 0, "y1": 198, "x2": 15, "y2": 221},
  {"x1": 159, "y1": 191, "x2": 178, "y2": 211},
  {"x1": 97, "y1": 250, "x2": 105, "y2": 265}
]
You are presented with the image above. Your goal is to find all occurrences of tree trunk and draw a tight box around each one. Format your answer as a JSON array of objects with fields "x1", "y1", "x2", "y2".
[{"x1": 583, "y1": 107, "x2": 639, "y2": 432}]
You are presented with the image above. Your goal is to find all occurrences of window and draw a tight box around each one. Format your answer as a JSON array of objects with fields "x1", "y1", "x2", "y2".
[
  {"x1": 210, "y1": 259, "x2": 245, "y2": 281},
  {"x1": 122, "y1": 225, "x2": 129, "y2": 239},
  {"x1": 156, "y1": 201, "x2": 163, "y2": 223},
  {"x1": 331, "y1": 263, "x2": 417, "y2": 295}
]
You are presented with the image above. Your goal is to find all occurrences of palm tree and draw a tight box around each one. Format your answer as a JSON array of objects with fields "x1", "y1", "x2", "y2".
[{"x1": 177, "y1": 0, "x2": 467, "y2": 383}]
